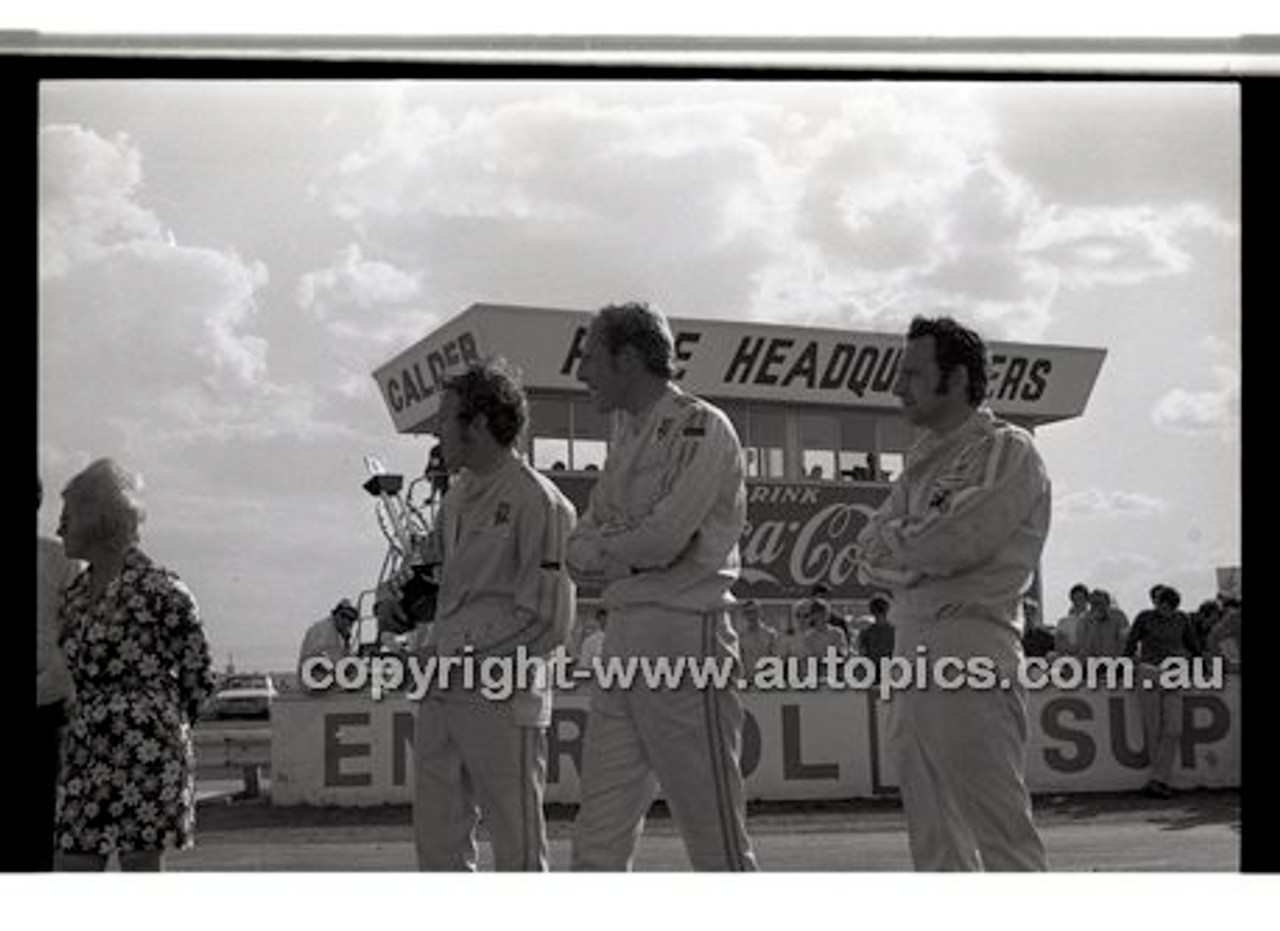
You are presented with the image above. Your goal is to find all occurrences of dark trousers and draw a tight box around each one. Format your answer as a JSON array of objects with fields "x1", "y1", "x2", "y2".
[{"x1": 35, "y1": 700, "x2": 68, "y2": 871}]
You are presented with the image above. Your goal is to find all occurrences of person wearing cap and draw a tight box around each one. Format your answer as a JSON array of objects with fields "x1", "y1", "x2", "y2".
[{"x1": 297, "y1": 598, "x2": 358, "y2": 683}]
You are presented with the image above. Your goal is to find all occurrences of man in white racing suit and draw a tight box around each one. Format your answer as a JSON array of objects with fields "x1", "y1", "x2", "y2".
[
  {"x1": 381, "y1": 360, "x2": 576, "y2": 871},
  {"x1": 857, "y1": 315, "x2": 1049, "y2": 872},
  {"x1": 567, "y1": 301, "x2": 758, "y2": 871}
]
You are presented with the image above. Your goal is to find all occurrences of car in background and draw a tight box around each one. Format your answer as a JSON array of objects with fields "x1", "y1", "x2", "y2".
[{"x1": 208, "y1": 672, "x2": 277, "y2": 719}]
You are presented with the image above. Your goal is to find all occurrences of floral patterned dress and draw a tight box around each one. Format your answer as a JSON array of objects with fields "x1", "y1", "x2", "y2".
[{"x1": 55, "y1": 548, "x2": 214, "y2": 856}]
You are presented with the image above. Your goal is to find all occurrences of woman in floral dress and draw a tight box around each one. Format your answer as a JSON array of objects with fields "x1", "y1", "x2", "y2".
[{"x1": 54, "y1": 459, "x2": 214, "y2": 870}]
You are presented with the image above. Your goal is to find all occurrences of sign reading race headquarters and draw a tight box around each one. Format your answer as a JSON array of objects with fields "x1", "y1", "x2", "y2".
[{"x1": 372, "y1": 303, "x2": 1106, "y2": 435}]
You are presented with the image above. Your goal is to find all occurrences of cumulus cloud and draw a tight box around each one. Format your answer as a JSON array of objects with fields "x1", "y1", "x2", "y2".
[
  {"x1": 1057, "y1": 489, "x2": 1171, "y2": 521},
  {"x1": 299, "y1": 243, "x2": 422, "y2": 319},
  {"x1": 316, "y1": 91, "x2": 780, "y2": 325},
  {"x1": 297, "y1": 243, "x2": 431, "y2": 349},
  {"x1": 40, "y1": 123, "x2": 271, "y2": 389},
  {"x1": 1024, "y1": 202, "x2": 1235, "y2": 291},
  {"x1": 1152, "y1": 337, "x2": 1240, "y2": 438},
  {"x1": 312, "y1": 85, "x2": 1234, "y2": 347},
  {"x1": 37, "y1": 121, "x2": 368, "y2": 477},
  {"x1": 39, "y1": 123, "x2": 164, "y2": 280}
]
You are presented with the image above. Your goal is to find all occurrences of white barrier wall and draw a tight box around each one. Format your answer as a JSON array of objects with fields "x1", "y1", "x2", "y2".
[{"x1": 269, "y1": 678, "x2": 1240, "y2": 806}]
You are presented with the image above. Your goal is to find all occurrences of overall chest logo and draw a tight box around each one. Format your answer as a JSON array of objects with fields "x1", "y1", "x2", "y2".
[{"x1": 493, "y1": 502, "x2": 512, "y2": 527}]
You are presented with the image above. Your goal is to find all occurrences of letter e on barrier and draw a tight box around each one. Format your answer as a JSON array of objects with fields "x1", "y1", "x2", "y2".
[{"x1": 324, "y1": 713, "x2": 373, "y2": 788}]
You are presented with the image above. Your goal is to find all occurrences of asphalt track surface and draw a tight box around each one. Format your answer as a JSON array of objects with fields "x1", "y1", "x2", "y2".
[{"x1": 172, "y1": 786, "x2": 1240, "y2": 871}]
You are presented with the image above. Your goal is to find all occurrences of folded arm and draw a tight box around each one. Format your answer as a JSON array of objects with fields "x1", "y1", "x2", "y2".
[
  {"x1": 859, "y1": 430, "x2": 1047, "y2": 581},
  {"x1": 569, "y1": 408, "x2": 737, "y2": 580}
]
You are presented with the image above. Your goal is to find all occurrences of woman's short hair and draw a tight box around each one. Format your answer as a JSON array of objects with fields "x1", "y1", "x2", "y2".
[
  {"x1": 63, "y1": 458, "x2": 146, "y2": 549},
  {"x1": 593, "y1": 302, "x2": 677, "y2": 379}
]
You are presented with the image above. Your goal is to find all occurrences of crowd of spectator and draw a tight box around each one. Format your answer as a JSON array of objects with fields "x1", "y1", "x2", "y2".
[
  {"x1": 717, "y1": 584, "x2": 897, "y2": 678},
  {"x1": 1022, "y1": 581, "x2": 1241, "y2": 672},
  {"x1": 563, "y1": 579, "x2": 1240, "y2": 685}
]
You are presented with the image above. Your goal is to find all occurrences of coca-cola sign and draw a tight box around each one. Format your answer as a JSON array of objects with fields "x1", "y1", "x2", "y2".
[
  {"x1": 548, "y1": 474, "x2": 889, "y2": 601},
  {"x1": 736, "y1": 483, "x2": 889, "y2": 599}
]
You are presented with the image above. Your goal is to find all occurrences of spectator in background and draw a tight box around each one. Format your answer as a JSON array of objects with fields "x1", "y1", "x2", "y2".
[
  {"x1": 1020, "y1": 598, "x2": 1056, "y2": 659},
  {"x1": 1073, "y1": 589, "x2": 1129, "y2": 658},
  {"x1": 736, "y1": 600, "x2": 779, "y2": 676},
  {"x1": 802, "y1": 597, "x2": 849, "y2": 659},
  {"x1": 298, "y1": 599, "x2": 358, "y2": 684},
  {"x1": 37, "y1": 475, "x2": 79, "y2": 871},
  {"x1": 54, "y1": 459, "x2": 214, "y2": 871},
  {"x1": 1191, "y1": 599, "x2": 1223, "y2": 653},
  {"x1": 1125, "y1": 584, "x2": 1200, "y2": 799},
  {"x1": 857, "y1": 595, "x2": 896, "y2": 673},
  {"x1": 1054, "y1": 583, "x2": 1090, "y2": 657},
  {"x1": 830, "y1": 609, "x2": 854, "y2": 643},
  {"x1": 578, "y1": 609, "x2": 607, "y2": 667},
  {"x1": 569, "y1": 606, "x2": 605, "y2": 661},
  {"x1": 1126, "y1": 585, "x2": 1199, "y2": 665},
  {"x1": 1206, "y1": 596, "x2": 1241, "y2": 672},
  {"x1": 778, "y1": 607, "x2": 809, "y2": 659}
]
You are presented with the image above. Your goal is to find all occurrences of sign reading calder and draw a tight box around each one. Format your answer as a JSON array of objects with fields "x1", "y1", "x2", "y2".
[
  {"x1": 382, "y1": 330, "x2": 482, "y2": 416},
  {"x1": 549, "y1": 475, "x2": 889, "y2": 601}
]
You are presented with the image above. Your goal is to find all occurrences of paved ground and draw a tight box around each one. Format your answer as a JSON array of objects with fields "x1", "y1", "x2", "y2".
[{"x1": 171, "y1": 787, "x2": 1240, "y2": 872}]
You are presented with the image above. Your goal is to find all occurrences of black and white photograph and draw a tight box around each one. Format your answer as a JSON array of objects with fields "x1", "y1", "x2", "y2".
[{"x1": 13, "y1": 3, "x2": 1276, "y2": 920}]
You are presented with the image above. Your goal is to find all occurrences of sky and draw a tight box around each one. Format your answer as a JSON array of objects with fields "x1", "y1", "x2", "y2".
[{"x1": 37, "y1": 77, "x2": 1241, "y2": 672}]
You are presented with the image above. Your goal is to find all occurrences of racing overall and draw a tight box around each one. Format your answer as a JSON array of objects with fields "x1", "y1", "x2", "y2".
[
  {"x1": 568, "y1": 385, "x2": 758, "y2": 871},
  {"x1": 413, "y1": 453, "x2": 576, "y2": 871},
  {"x1": 858, "y1": 407, "x2": 1049, "y2": 871}
]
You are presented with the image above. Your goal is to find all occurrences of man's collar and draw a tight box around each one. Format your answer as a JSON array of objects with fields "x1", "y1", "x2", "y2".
[
  {"x1": 625, "y1": 383, "x2": 679, "y2": 435},
  {"x1": 908, "y1": 406, "x2": 991, "y2": 465}
]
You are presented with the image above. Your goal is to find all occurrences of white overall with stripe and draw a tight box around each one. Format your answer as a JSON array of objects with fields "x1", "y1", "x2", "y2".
[
  {"x1": 567, "y1": 384, "x2": 758, "y2": 871},
  {"x1": 858, "y1": 406, "x2": 1049, "y2": 871},
  {"x1": 414, "y1": 452, "x2": 576, "y2": 871}
]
